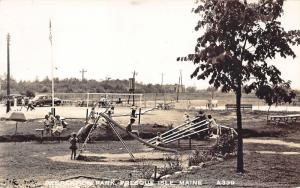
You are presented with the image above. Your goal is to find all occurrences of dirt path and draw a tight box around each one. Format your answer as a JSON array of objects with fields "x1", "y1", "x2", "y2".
[
  {"x1": 244, "y1": 138, "x2": 300, "y2": 148},
  {"x1": 50, "y1": 151, "x2": 190, "y2": 168}
]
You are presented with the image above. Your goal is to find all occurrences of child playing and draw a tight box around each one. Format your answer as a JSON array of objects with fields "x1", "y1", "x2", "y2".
[
  {"x1": 207, "y1": 115, "x2": 221, "y2": 137},
  {"x1": 43, "y1": 115, "x2": 51, "y2": 135},
  {"x1": 90, "y1": 107, "x2": 96, "y2": 120},
  {"x1": 155, "y1": 132, "x2": 163, "y2": 146},
  {"x1": 69, "y1": 133, "x2": 78, "y2": 160},
  {"x1": 126, "y1": 118, "x2": 135, "y2": 132},
  {"x1": 52, "y1": 115, "x2": 64, "y2": 135}
]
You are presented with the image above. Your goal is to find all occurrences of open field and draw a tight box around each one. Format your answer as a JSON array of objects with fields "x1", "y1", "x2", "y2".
[
  {"x1": 1, "y1": 99, "x2": 300, "y2": 121},
  {"x1": 0, "y1": 106, "x2": 300, "y2": 187}
]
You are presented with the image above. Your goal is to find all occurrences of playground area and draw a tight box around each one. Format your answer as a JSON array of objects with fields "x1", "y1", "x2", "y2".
[{"x1": 0, "y1": 101, "x2": 299, "y2": 187}]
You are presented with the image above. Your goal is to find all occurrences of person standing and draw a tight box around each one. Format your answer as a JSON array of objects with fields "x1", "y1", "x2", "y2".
[
  {"x1": 20, "y1": 98, "x2": 25, "y2": 111},
  {"x1": 43, "y1": 115, "x2": 51, "y2": 135},
  {"x1": 27, "y1": 98, "x2": 35, "y2": 111},
  {"x1": 88, "y1": 107, "x2": 96, "y2": 124},
  {"x1": 131, "y1": 105, "x2": 137, "y2": 118},
  {"x1": 13, "y1": 97, "x2": 17, "y2": 109},
  {"x1": 69, "y1": 133, "x2": 78, "y2": 160},
  {"x1": 207, "y1": 115, "x2": 221, "y2": 137}
]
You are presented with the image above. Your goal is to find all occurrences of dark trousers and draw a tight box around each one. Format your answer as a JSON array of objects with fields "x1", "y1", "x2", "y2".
[{"x1": 27, "y1": 104, "x2": 35, "y2": 111}]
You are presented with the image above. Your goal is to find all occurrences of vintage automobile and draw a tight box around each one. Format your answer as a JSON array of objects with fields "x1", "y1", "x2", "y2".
[
  {"x1": 32, "y1": 95, "x2": 62, "y2": 107},
  {"x1": 2, "y1": 94, "x2": 28, "y2": 106}
]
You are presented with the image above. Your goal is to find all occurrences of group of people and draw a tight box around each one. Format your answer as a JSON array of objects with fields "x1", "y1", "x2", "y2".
[
  {"x1": 189, "y1": 110, "x2": 222, "y2": 137},
  {"x1": 190, "y1": 110, "x2": 238, "y2": 139},
  {"x1": 43, "y1": 112, "x2": 68, "y2": 135},
  {"x1": 154, "y1": 110, "x2": 224, "y2": 146},
  {"x1": 13, "y1": 97, "x2": 35, "y2": 111},
  {"x1": 43, "y1": 112, "x2": 77, "y2": 159}
]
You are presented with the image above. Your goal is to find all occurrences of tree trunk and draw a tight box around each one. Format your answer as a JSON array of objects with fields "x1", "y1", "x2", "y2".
[{"x1": 236, "y1": 82, "x2": 244, "y2": 173}]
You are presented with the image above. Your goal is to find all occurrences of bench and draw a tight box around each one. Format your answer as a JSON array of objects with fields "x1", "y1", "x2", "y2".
[
  {"x1": 225, "y1": 104, "x2": 252, "y2": 111},
  {"x1": 36, "y1": 128, "x2": 62, "y2": 143},
  {"x1": 157, "y1": 103, "x2": 175, "y2": 110},
  {"x1": 269, "y1": 114, "x2": 300, "y2": 125}
]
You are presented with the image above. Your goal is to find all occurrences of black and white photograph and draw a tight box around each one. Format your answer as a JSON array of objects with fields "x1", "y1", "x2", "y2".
[{"x1": 0, "y1": 0, "x2": 299, "y2": 187}]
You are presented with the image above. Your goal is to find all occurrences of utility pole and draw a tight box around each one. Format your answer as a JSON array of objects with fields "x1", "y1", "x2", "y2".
[
  {"x1": 6, "y1": 33, "x2": 11, "y2": 113},
  {"x1": 161, "y1": 73, "x2": 166, "y2": 104},
  {"x1": 49, "y1": 19, "x2": 55, "y2": 115},
  {"x1": 132, "y1": 70, "x2": 137, "y2": 106},
  {"x1": 180, "y1": 70, "x2": 183, "y2": 92},
  {"x1": 80, "y1": 69, "x2": 87, "y2": 81},
  {"x1": 176, "y1": 70, "x2": 182, "y2": 102}
]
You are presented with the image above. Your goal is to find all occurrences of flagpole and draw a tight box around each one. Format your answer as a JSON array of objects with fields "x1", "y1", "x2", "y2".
[{"x1": 49, "y1": 19, "x2": 55, "y2": 114}]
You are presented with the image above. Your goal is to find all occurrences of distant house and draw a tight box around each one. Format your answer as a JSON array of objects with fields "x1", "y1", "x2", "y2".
[{"x1": 163, "y1": 84, "x2": 185, "y2": 93}]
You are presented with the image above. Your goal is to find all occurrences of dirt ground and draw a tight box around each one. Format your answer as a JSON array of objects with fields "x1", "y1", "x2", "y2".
[{"x1": 0, "y1": 108, "x2": 300, "y2": 187}]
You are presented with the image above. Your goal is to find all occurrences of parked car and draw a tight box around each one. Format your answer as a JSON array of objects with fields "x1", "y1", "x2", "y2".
[
  {"x1": 32, "y1": 95, "x2": 62, "y2": 107},
  {"x1": 2, "y1": 94, "x2": 28, "y2": 106}
]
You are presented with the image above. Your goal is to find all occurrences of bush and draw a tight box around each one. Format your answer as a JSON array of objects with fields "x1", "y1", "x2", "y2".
[
  {"x1": 159, "y1": 154, "x2": 183, "y2": 178},
  {"x1": 188, "y1": 150, "x2": 211, "y2": 166},
  {"x1": 210, "y1": 133, "x2": 237, "y2": 156},
  {"x1": 188, "y1": 133, "x2": 237, "y2": 166}
]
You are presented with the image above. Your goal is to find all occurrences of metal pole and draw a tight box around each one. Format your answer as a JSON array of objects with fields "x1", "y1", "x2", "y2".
[
  {"x1": 138, "y1": 108, "x2": 141, "y2": 125},
  {"x1": 49, "y1": 20, "x2": 55, "y2": 111},
  {"x1": 6, "y1": 33, "x2": 11, "y2": 113},
  {"x1": 86, "y1": 93, "x2": 89, "y2": 123},
  {"x1": 87, "y1": 93, "x2": 89, "y2": 108},
  {"x1": 15, "y1": 122, "x2": 18, "y2": 135},
  {"x1": 132, "y1": 71, "x2": 136, "y2": 106},
  {"x1": 140, "y1": 95, "x2": 142, "y2": 108}
]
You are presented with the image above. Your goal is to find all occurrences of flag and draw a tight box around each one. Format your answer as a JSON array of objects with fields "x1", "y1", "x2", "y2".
[{"x1": 49, "y1": 19, "x2": 52, "y2": 45}]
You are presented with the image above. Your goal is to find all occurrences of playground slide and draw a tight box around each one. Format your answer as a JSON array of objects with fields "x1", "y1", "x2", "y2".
[
  {"x1": 76, "y1": 123, "x2": 95, "y2": 142},
  {"x1": 99, "y1": 113, "x2": 178, "y2": 153}
]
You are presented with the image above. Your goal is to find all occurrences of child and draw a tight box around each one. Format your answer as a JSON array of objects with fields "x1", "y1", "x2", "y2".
[
  {"x1": 90, "y1": 107, "x2": 96, "y2": 120},
  {"x1": 126, "y1": 118, "x2": 135, "y2": 132},
  {"x1": 107, "y1": 106, "x2": 114, "y2": 118},
  {"x1": 131, "y1": 106, "x2": 137, "y2": 118},
  {"x1": 52, "y1": 115, "x2": 64, "y2": 135},
  {"x1": 184, "y1": 112, "x2": 190, "y2": 123},
  {"x1": 20, "y1": 98, "x2": 25, "y2": 111},
  {"x1": 69, "y1": 133, "x2": 78, "y2": 160},
  {"x1": 207, "y1": 115, "x2": 221, "y2": 137},
  {"x1": 155, "y1": 132, "x2": 163, "y2": 146},
  {"x1": 43, "y1": 115, "x2": 51, "y2": 135},
  {"x1": 27, "y1": 99, "x2": 35, "y2": 111}
]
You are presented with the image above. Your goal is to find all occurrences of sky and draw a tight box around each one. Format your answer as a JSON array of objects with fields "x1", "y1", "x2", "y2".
[{"x1": 0, "y1": 0, "x2": 299, "y2": 89}]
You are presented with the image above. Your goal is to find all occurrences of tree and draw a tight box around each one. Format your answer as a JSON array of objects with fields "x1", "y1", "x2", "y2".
[
  {"x1": 186, "y1": 86, "x2": 197, "y2": 93},
  {"x1": 178, "y1": 0, "x2": 300, "y2": 173},
  {"x1": 254, "y1": 81, "x2": 296, "y2": 122},
  {"x1": 207, "y1": 86, "x2": 217, "y2": 99},
  {"x1": 25, "y1": 90, "x2": 35, "y2": 98}
]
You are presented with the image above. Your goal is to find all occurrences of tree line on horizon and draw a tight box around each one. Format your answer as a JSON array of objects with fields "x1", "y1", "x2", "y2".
[{"x1": 0, "y1": 76, "x2": 201, "y2": 97}]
